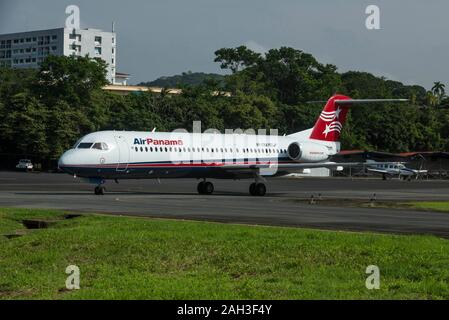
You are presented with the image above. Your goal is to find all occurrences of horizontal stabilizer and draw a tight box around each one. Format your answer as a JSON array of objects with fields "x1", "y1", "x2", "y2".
[
  {"x1": 307, "y1": 99, "x2": 408, "y2": 105},
  {"x1": 334, "y1": 99, "x2": 409, "y2": 105}
]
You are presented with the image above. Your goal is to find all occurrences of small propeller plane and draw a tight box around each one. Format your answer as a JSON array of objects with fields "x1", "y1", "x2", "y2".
[{"x1": 365, "y1": 160, "x2": 427, "y2": 180}]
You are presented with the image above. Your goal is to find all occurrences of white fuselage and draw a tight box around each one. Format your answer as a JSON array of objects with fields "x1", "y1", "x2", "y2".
[{"x1": 58, "y1": 130, "x2": 336, "y2": 180}]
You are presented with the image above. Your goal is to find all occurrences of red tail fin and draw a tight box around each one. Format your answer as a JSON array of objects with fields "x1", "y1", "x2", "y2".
[{"x1": 309, "y1": 94, "x2": 351, "y2": 142}]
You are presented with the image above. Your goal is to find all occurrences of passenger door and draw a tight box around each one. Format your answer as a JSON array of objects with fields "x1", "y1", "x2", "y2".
[{"x1": 114, "y1": 135, "x2": 130, "y2": 172}]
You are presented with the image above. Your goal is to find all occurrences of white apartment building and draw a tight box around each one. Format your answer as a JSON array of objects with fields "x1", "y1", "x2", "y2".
[{"x1": 0, "y1": 27, "x2": 117, "y2": 83}]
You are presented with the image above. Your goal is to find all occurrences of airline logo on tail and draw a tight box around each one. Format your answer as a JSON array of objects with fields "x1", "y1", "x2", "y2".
[
  {"x1": 319, "y1": 108, "x2": 342, "y2": 122},
  {"x1": 319, "y1": 107, "x2": 343, "y2": 137},
  {"x1": 310, "y1": 95, "x2": 351, "y2": 142}
]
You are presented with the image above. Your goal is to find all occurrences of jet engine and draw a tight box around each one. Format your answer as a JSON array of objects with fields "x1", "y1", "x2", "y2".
[{"x1": 287, "y1": 141, "x2": 329, "y2": 162}]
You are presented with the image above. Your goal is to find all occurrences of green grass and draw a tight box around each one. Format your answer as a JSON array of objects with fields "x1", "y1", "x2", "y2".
[
  {"x1": 407, "y1": 201, "x2": 449, "y2": 212},
  {"x1": 0, "y1": 208, "x2": 448, "y2": 300}
]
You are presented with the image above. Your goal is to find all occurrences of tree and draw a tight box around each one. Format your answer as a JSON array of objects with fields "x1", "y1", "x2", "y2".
[
  {"x1": 215, "y1": 46, "x2": 342, "y2": 105},
  {"x1": 214, "y1": 46, "x2": 262, "y2": 73},
  {"x1": 432, "y1": 81, "x2": 446, "y2": 105},
  {"x1": 426, "y1": 91, "x2": 438, "y2": 107},
  {"x1": 35, "y1": 55, "x2": 108, "y2": 105},
  {"x1": 0, "y1": 93, "x2": 48, "y2": 157}
]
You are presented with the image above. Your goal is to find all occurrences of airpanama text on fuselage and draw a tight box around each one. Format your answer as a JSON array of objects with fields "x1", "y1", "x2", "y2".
[{"x1": 133, "y1": 138, "x2": 184, "y2": 146}]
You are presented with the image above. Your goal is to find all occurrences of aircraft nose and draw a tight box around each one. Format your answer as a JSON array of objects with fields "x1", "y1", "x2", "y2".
[{"x1": 58, "y1": 150, "x2": 76, "y2": 171}]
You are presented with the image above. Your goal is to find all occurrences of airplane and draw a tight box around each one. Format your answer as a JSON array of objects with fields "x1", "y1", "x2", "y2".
[
  {"x1": 365, "y1": 160, "x2": 427, "y2": 180},
  {"x1": 58, "y1": 94, "x2": 407, "y2": 195}
]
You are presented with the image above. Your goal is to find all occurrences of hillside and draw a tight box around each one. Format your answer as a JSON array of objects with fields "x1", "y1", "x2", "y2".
[{"x1": 139, "y1": 71, "x2": 225, "y2": 88}]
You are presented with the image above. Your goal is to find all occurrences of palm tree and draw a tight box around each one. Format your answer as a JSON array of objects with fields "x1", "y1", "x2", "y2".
[
  {"x1": 432, "y1": 81, "x2": 446, "y2": 104},
  {"x1": 426, "y1": 91, "x2": 437, "y2": 107}
]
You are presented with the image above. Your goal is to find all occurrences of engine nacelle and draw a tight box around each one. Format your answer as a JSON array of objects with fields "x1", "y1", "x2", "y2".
[{"x1": 287, "y1": 141, "x2": 329, "y2": 162}]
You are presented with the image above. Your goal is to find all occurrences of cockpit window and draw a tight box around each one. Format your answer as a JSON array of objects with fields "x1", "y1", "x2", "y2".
[
  {"x1": 78, "y1": 142, "x2": 94, "y2": 149},
  {"x1": 92, "y1": 142, "x2": 109, "y2": 150},
  {"x1": 72, "y1": 138, "x2": 82, "y2": 149}
]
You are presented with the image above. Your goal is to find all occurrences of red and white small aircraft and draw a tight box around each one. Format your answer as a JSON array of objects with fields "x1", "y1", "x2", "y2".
[{"x1": 58, "y1": 95, "x2": 406, "y2": 195}]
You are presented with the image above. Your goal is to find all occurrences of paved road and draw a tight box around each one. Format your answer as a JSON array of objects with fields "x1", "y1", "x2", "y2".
[{"x1": 1, "y1": 171, "x2": 449, "y2": 237}]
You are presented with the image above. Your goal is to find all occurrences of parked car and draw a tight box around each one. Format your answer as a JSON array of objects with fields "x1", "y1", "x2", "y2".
[{"x1": 16, "y1": 159, "x2": 33, "y2": 171}]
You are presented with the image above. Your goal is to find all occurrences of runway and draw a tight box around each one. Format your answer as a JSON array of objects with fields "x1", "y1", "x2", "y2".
[{"x1": 1, "y1": 171, "x2": 449, "y2": 237}]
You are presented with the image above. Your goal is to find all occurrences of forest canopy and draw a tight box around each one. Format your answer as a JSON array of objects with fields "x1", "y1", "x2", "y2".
[{"x1": 0, "y1": 47, "x2": 448, "y2": 166}]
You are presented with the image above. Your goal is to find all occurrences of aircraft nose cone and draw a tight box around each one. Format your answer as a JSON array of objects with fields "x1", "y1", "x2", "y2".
[
  {"x1": 58, "y1": 153, "x2": 67, "y2": 167},
  {"x1": 58, "y1": 150, "x2": 76, "y2": 171}
]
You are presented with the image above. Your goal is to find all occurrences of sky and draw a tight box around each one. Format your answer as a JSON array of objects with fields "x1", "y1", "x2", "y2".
[{"x1": 0, "y1": 0, "x2": 448, "y2": 89}]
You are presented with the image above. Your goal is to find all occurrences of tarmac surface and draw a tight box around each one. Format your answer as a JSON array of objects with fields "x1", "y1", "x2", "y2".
[{"x1": 1, "y1": 171, "x2": 449, "y2": 237}]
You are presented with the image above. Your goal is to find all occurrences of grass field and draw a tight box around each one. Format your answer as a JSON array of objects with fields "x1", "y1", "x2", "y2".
[
  {"x1": 406, "y1": 201, "x2": 449, "y2": 212},
  {"x1": 0, "y1": 208, "x2": 448, "y2": 300}
]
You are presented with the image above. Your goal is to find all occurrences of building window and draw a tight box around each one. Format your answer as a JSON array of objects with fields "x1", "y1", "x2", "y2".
[
  {"x1": 52, "y1": 35, "x2": 57, "y2": 40},
  {"x1": 111, "y1": 58, "x2": 114, "y2": 64},
  {"x1": 95, "y1": 47, "x2": 102, "y2": 55},
  {"x1": 95, "y1": 36, "x2": 102, "y2": 44},
  {"x1": 112, "y1": 37, "x2": 115, "y2": 44},
  {"x1": 69, "y1": 34, "x2": 81, "y2": 41}
]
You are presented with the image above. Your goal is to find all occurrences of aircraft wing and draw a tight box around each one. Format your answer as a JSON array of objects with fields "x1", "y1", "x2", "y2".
[
  {"x1": 213, "y1": 161, "x2": 362, "y2": 178},
  {"x1": 416, "y1": 170, "x2": 428, "y2": 174},
  {"x1": 219, "y1": 162, "x2": 362, "y2": 171},
  {"x1": 367, "y1": 168, "x2": 389, "y2": 174}
]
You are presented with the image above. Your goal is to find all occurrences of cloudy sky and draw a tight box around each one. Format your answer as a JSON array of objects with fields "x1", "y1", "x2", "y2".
[{"x1": 0, "y1": 0, "x2": 448, "y2": 88}]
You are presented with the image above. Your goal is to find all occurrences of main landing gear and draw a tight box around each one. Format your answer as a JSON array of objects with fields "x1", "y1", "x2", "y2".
[
  {"x1": 197, "y1": 180, "x2": 214, "y2": 195},
  {"x1": 249, "y1": 182, "x2": 266, "y2": 196}
]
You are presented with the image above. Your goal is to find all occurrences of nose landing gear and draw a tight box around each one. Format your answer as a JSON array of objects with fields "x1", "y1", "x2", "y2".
[
  {"x1": 94, "y1": 185, "x2": 106, "y2": 195},
  {"x1": 90, "y1": 178, "x2": 107, "y2": 195}
]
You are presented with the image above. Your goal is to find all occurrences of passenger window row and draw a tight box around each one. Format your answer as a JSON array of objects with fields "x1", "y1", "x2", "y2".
[{"x1": 133, "y1": 146, "x2": 288, "y2": 154}]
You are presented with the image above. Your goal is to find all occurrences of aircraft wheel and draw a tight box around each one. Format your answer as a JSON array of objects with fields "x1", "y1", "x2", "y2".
[
  {"x1": 255, "y1": 183, "x2": 266, "y2": 196},
  {"x1": 94, "y1": 186, "x2": 105, "y2": 195},
  {"x1": 249, "y1": 183, "x2": 257, "y2": 196},
  {"x1": 203, "y1": 181, "x2": 214, "y2": 195},
  {"x1": 197, "y1": 181, "x2": 205, "y2": 194}
]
